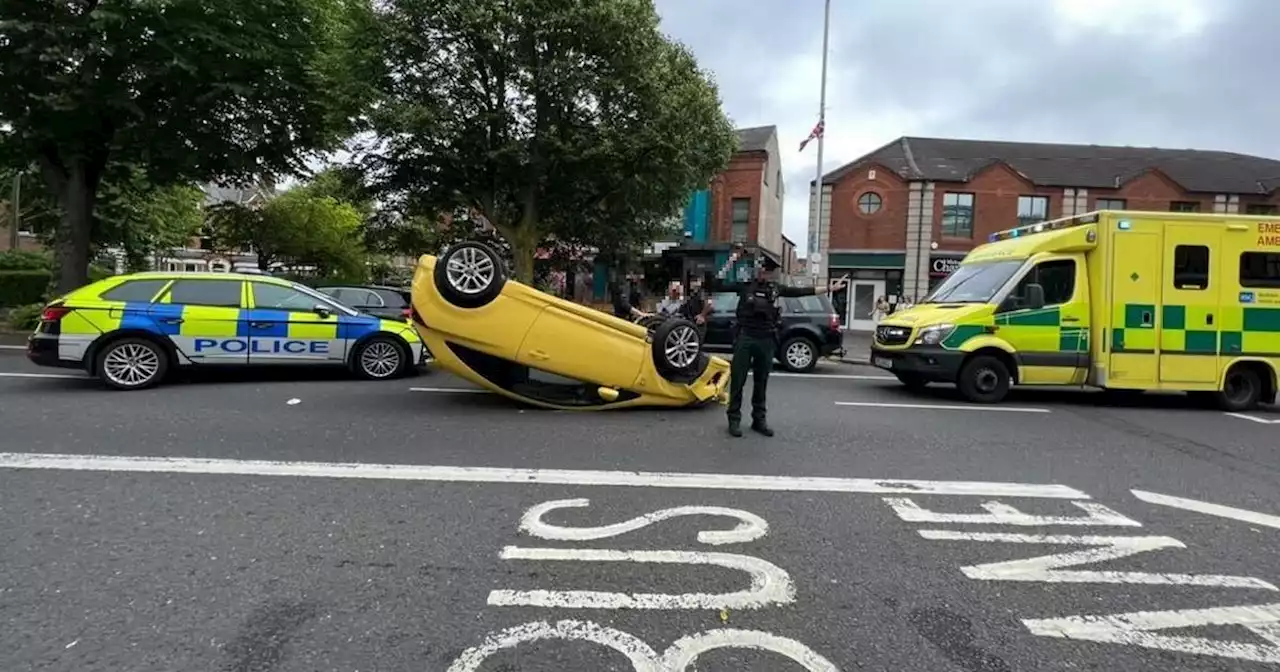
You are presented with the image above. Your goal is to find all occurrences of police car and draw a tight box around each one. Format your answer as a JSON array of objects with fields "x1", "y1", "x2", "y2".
[{"x1": 26, "y1": 272, "x2": 425, "y2": 390}]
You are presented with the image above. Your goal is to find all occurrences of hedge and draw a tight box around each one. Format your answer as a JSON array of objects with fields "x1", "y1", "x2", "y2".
[{"x1": 0, "y1": 270, "x2": 52, "y2": 307}]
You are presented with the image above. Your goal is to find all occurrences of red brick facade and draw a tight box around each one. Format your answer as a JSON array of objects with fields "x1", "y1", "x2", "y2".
[
  {"x1": 830, "y1": 162, "x2": 1280, "y2": 256},
  {"x1": 708, "y1": 152, "x2": 767, "y2": 244}
]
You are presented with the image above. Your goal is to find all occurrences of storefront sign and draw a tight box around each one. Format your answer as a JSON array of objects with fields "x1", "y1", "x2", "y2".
[{"x1": 930, "y1": 257, "x2": 962, "y2": 277}]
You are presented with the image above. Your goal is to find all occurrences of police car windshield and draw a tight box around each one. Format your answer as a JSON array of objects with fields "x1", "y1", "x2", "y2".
[
  {"x1": 923, "y1": 260, "x2": 1023, "y2": 304},
  {"x1": 289, "y1": 281, "x2": 359, "y2": 316}
]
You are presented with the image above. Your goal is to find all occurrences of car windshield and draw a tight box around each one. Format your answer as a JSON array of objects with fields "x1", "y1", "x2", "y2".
[
  {"x1": 288, "y1": 281, "x2": 360, "y2": 316},
  {"x1": 922, "y1": 260, "x2": 1025, "y2": 304}
]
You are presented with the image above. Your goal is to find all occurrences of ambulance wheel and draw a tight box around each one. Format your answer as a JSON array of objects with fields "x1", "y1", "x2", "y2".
[
  {"x1": 434, "y1": 241, "x2": 506, "y2": 309},
  {"x1": 652, "y1": 318, "x2": 706, "y2": 380},
  {"x1": 1217, "y1": 365, "x2": 1263, "y2": 412},
  {"x1": 96, "y1": 337, "x2": 169, "y2": 391},
  {"x1": 957, "y1": 355, "x2": 1011, "y2": 404},
  {"x1": 352, "y1": 336, "x2": 410, "y2": 380}
]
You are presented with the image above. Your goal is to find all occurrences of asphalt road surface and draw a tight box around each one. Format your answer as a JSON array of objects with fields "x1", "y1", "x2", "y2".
[{"x1": 1, "y1": 348, "x2": 1278, "y2": 672}]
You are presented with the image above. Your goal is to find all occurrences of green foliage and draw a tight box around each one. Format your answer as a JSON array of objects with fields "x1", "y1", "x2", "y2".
[
  {"x1": 205, "y1": 189, "x2": 368, "y2": 281},
  {"x1": 0, "y1": 0, "x2": 380, "y2": 291},
  {"x1": 94, "y1": 169, "x2": 206, "y2": 272},
  {"x1": 0, "y1": 270, "x2": 51, "y2": 307},
  {"x1": 367, "y1": 0, "x2": 737, "y2": 282},
  {"x1": 0, "y1": 250, "x2": 52, "y2": 271},
  {"x1": 6, "y1": 302, "x2": 43, "y2": 331}
]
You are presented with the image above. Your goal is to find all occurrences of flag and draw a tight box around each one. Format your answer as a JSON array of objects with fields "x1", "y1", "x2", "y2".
[{"x1": 799, "y1": 119, "x2": 824, "y2": 152}]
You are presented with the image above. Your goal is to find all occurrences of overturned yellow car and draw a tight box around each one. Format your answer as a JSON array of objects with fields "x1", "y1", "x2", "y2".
[{"x1": 410, "y1": 241, "x2": 730, "y2": 410}]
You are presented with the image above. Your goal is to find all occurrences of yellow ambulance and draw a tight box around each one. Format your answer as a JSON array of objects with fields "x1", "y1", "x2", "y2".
[{"x1": 870, "y1": 210, "x2": 1280, "y2": 410}]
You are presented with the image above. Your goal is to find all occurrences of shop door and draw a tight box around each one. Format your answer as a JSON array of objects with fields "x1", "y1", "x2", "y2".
[{"x1": 846, "y1": 280, "x2": 885, "y2": 331}]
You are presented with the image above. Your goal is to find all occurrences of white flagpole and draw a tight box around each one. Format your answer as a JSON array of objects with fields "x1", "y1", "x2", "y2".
[{"x1": 812, "y1": 0, "x2": 831, "y2": 286}]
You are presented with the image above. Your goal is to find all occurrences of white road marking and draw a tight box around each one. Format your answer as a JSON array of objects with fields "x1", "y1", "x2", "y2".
[
  {"x1": 0, "y1": 372, "x2": 85, "y2": 380},
  {"x1": 520, "y1": 498, "x2": 768, "y2": 545},
  {"x1": 1024, "y1": 603, "x2": 1280, "y2": 664},
  {"x1": 773, "y1": 372, "x2": 894, "y2": 380},
  {"x1": 835, "y1": 400, "x2": 1050, "y2": 413},
  {"x1": 488, "y1": 546, "x2": 795, "y2": 610},
  {"x1": 1132, "y1": 489, "x2": 1280, "y2": 531},
  {"x1": 409, "y1": 386, "x2": 489, "y2": 394},
  {"x1": 0, "y1": 452, "x2": 1092, "y2": 498},
  {"x1": 0, "y1": 345, "x2": 25, "y2": 350},
  {"x1": 884, "y1": 498, "x2": 1142, "y2": 527},
  {"x1": 920, "y1": 530, "x2": 1276, "y2": 589},
  {"x1": 447, "y1": 620, "x2": 840, "y2": 672},
  {"x1": 1225, "y1": 412, "x2": 1280, "y2": 424}
]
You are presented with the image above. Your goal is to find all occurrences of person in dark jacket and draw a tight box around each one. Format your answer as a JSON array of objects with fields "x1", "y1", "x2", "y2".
[
  {"x1": 710, "y1": 248, "x2": 847, "y2": 437},
  {"x1": 610, "y1": 281, "x2": 649, "y2": 321},
  {"x1": 678, "y1": 275, "x2": 712, "y2": 336}
]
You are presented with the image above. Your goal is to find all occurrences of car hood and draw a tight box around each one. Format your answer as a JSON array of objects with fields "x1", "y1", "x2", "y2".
[{"x1": 881, "y1": 303, "x2": 992, "y2": 328}]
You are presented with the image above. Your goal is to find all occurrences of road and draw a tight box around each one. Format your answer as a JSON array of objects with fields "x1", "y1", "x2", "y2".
[{"x1": 1, "y1": 348, "x2": 1278, "y2": 671}]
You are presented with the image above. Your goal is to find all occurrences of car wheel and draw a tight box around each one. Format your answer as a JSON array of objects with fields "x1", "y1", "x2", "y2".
[
  {"x1": 352, "y1": 337, "x2": 409, "y2": 380},
  {"x1": 96, "y1": 337, "x2": 169, "y2": 390},
  {"x1": 895, "y1": 372, "x2": 928, "y2": 391},
  {"x1": 652, "y1": 318, "x2": 706, "y2": 380},
  {"x1": 779, "y1": 336, "x2": 818, "y2": 373},
  {"x1": 1216, "y1": 365, "x2": 1263, "y2": 412},
  {"x1": 957, "y1": 355, "x2": 1011, "y2": 404},
  {"x1": 433, "y1": 241, "x2": 507, "y2": 309}
]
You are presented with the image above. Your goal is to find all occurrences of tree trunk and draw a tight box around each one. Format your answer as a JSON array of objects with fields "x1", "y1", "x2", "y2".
[
  {"x1": 54, "y1": 173, "x2": 96, "y2": 294},
  {"x1": 511, "y1": 236, "x2": 537, "y2": 285}
]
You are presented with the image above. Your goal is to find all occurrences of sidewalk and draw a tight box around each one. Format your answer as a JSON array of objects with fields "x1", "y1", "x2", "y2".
[
  {"x1": 0, "y1": 332, "x2": 26, "y2": 348},
  {"x1": 839, "y1": 330, "x2": 872, "y2": 365}
]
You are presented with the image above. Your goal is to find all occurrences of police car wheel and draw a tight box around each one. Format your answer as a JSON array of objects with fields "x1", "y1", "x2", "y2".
[
  {"x1": 96, "y1": 337, "x2": 169, "y2": 390},
  {"x1": 352, "y1": 337, "x2": 408, "y2": 380},
  {"x1": 434, "y1": 241, "x2": 507, "y2": 309},
  {"x1": 779, "y1": 336, "x2": 818, "y2": 373},
  {"x1": 957, "y1": 355, "x2": 1011, "y2": 404},
  {"x1": 651, "y1": 318, "x2": 705, "y2": 379}
]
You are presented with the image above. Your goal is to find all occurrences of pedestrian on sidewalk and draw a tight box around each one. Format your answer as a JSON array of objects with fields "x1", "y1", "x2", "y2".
[{"x1": 710, "y1": 247, "x2": 848, "y2": 437}]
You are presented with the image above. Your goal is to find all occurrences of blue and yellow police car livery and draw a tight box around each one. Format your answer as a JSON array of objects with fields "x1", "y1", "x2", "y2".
[{"x1": 27, "y1": 272, "x2": 424, "y2": 390}]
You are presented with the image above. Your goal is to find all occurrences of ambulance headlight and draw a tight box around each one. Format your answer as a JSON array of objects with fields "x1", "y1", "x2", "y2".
[{"x1": 915, "y1": 323, "x2": 955, "y2": 346}]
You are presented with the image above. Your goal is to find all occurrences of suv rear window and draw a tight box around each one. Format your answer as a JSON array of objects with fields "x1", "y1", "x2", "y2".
[
  {"x1": 784, "y1": 295, "x2": 833, "y2": 313},
  {"x1": 100, "y1": 279, "x2": 169, "y2": 303},
  {"x1": 374, "y1": 289, "x2": 409, "y2": 308}
]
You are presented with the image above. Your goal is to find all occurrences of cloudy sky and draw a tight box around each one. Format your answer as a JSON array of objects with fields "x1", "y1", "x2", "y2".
[{"x1": 652, "y1": 0, "x2": 1280, "y2": 256}]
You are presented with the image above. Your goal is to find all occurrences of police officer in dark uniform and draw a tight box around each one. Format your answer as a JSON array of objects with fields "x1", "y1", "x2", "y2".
[{"x1": 710, "y1": 247, "x2": 847, "y2": 437}]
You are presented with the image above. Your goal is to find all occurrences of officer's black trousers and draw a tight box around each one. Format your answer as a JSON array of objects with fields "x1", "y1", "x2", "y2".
[{"x1": 727, "y1": 334, "x2": 774, "y2": 425}]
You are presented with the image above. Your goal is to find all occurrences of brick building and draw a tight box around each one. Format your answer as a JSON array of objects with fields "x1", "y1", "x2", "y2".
[
  {"x1": 810, "y1": 137, "x2": 1280, "y2": 330},
  {"x1": 660, "y1": 125, "x2": 787, "y2": 285}
]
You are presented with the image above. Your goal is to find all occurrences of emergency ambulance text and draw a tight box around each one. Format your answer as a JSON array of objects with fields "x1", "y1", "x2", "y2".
[
  {"x1": 1258, "y1": 222, "x2": 1280, "y2": 246},
  {"x1": 193, "y1": 338, "x2": 329, "y2": 354}
]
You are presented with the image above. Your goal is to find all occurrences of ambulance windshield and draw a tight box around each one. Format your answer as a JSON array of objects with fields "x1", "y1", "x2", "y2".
[{"x1": 923, "y1": 260, "x2": 1024, "y2": 304}]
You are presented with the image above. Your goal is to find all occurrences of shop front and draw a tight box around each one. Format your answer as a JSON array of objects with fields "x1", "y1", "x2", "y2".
[{"x1": 827, "y1": 251, "x2": 968, "y2": 330}]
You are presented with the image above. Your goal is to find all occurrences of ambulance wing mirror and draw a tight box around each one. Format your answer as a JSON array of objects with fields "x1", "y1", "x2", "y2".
[
  {"x1": 312, "y1": 304, "x2": 333, "y2": 318},
  {"x1": 1024, "y1": 283, "x2": 1046, "y2": 310}
]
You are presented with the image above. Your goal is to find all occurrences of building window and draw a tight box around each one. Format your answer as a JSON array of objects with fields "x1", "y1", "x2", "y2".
[
  {"x1": 731, "y1": 198, "x2": 750, "y2": 243},
  {"x1": 1016, "y1": 195, "x2": 1049, "y2": 226},
  {"x1": 857, "y1": 192, "x2": 883, "y2": 215},
  {"x1": 1245, "y1": 204, "x2": 1278, "y2": 215},
  {"x1": 941, "y1": 192, "x2": 975, "y2": 238},
  {"x1": 1240, "y1": 252, "x2": 1280, "y2": 288},
  {"x1": 1172, "y1": 245, "x2": 1209, "y2": 290},
  {"x1": 1170, "y1": 201, "x2": 1199, "y2": 212},
  {"x1": 1096, "y1": 198, "x2": 1126, "y2": 210}
]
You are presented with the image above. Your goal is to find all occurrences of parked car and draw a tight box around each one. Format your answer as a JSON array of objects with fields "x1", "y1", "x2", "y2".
[
  {"x1": 27, "y1": 272, "x2": 425, "y2": 390},
  {"x1": 316, "y1": 284, "x2": 412, "y2": 321},
  {"x1": 409, "y1": 241, "x2": 730, "y2": 410},
  {"x1": 702, "y1": 291, "x2": 844, "y2": 373}
]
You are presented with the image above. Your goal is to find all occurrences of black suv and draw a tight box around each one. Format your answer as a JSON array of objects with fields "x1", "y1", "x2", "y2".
[
  {"x1": 315, "y1": 284, "x2": 412, "y2": 321},
  {"x1": 701, "y1": 291, "x2": 844, "y2": 372}
]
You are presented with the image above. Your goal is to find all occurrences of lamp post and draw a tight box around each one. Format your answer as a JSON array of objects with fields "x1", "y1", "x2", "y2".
[{"x1": 811, "y1": 0, "x2": 831, "y2": 286}]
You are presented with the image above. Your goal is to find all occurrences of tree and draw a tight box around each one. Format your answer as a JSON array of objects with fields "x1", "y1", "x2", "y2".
[
  {"x1": 0, "y1": 0, "x2": 380, "y2": 292},
  {"x1": 367, "y1": 0, "x2": 737, "y2": 283},
  {"x1": 205, "y1": 189, "x2": 367, "y2": 280},
  {"x1": 94, "y1": 169, "x2": 205, "y2": 272}
]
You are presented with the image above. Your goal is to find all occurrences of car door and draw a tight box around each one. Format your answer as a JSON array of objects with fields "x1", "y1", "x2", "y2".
[
  {"x1": 158, "y1": 278, "x2": 250, "y2": 364},
  {"x1": 246, "y1": 281, "x2": 347, "y2": 364}
]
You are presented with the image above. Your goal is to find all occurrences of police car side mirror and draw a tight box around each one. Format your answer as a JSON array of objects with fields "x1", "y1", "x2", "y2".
[
  {"x1": 313, "y1": 304, "x2": 333, "y2": 318},
  {"x1": 1024, "y1": 283, "x2": 1046, "y2": 310}
]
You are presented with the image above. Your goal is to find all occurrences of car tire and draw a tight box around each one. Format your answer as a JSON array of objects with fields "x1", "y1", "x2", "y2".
[
  {"x1": 1216, "y1": 365, "x2": 1263, "y2": 412},
  {"x1": 352, "y1": 336, "x2": 410, "y2": 380},
  {"x1": 895, "y1": 372, "x2": 928, "y2": 391},
  {"x1": 957, "y1": 355, "x2": 1011, "y2": 404},
  {"x1": 95, "y1": 337, "x2": 169, "y2": 391},
  {"x1": 651, "y1": 318, "x2": 706, "y2": 380},
  {"x1": 779, "y1": 335, "x2": 818, "y2": 373},
  {"x1": 433, "y1": 241, "x2": 507, "y2": 309}
]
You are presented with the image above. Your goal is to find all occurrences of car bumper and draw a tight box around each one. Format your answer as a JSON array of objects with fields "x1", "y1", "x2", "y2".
[
  {"x1": 869, "y1": 345, "x2": 964, "y2": 381},
  {"x1": 26, "y1": 334, "x2": 80, "y2": 370}
]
